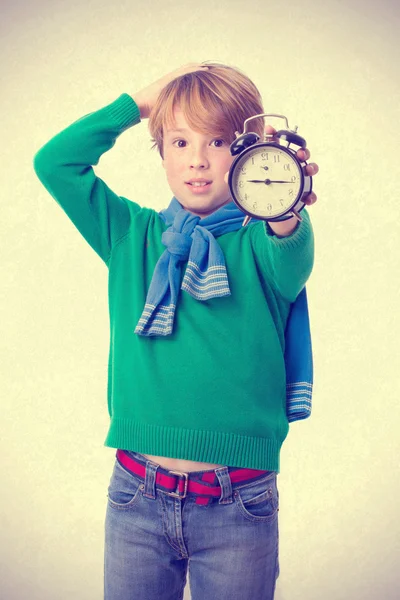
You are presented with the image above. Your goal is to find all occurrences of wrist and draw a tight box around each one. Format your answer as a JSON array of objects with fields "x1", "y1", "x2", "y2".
[
  {"x1": 267, "y1": 216, "x2": 298, "y2": 238},
  {"x1": 131, "y1": 93, "x2": 148, "y2": 119}
]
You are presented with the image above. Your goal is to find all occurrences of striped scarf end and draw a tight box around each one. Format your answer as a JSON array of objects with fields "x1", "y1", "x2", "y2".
[
  {"x1": 134, "y1": 323, "x2": 174, "y2": 336},
  {"x1": 286, "y1": 396, "x2": 312, "y2": 407},
  {"x1": 287, "y1": 410, "x2": 311, "y2": 423},
  {"x1": 134, "y1": 303, "x2": 176, "y2": 336},
  {"x1": 287, "y1": 382, "x2": 313, "y2": 390},
  {"x1": 181, "y1": 282, "x2": 231, "y2": 300},
  {"x1": 286, "y1": 397, "x2": 312, "y2": 422}
]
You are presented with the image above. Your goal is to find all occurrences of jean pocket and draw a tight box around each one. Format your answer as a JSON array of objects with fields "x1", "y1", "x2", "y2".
[
  {"x1": 234, "y1": 474, "x2": 279, "y2": 522},
  {"x1": 107, "y1": 459, "x2": 144, "y2": 510}
]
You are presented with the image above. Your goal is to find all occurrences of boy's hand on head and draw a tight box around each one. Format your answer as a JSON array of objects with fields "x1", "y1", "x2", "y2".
[
  {"x1": 264, "y1": 125, "x2": 319, "y2": 206},
  {"x1": 132, "y1": 63, "x2": 210, "y2": 119}
]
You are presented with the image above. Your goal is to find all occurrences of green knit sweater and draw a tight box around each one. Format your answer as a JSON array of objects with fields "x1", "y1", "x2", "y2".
[{"x1": 33, "y1": 93, "x2": 314, "y2": 472}]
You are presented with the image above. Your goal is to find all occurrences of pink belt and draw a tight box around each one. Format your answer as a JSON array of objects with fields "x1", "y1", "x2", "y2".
[{"x1": 116, "y1": 449, "x2": 273, "y2": 506}]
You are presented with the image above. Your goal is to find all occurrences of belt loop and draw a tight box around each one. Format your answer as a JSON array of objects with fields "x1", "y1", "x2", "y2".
[
  {"x1": 215, "y1": 466, "x2": 233, "y2": 505},
  {"x1": 143, "y1": 460, "x2": 158, "y2": 500}
]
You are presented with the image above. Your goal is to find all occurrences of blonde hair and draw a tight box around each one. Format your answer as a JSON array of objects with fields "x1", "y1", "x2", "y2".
[{"x1": 148, "y1": 61, "x2": 265, "y2": 159}]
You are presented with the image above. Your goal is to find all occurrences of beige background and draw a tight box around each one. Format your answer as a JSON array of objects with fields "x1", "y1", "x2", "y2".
[{"x1": 2, "y1": 0, "x2": 399, "y2": 598}]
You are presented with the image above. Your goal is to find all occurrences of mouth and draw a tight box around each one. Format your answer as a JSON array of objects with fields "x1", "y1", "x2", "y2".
[
  {"x1": 186, "y1": 180, "x2": 212, "y2": 186},
  {"x1": 185, "y1": 181, "x2": 212, "y2": 193}
]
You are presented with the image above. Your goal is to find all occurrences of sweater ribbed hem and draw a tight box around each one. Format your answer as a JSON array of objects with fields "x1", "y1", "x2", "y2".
[{"x1": 104, "y1": 418, "x2": 284, "y2": 472}]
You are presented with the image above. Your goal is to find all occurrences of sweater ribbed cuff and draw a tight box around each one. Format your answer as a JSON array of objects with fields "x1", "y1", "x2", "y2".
[
  {"x1": 107, "y1": 93, "x2": 141, "y2": 132},
  {"x1": 264, "y1": 208, "x2": 312, "y2": 251}
]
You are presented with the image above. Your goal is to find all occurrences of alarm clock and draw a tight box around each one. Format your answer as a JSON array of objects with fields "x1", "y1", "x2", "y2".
[{"x1": 228, "y1": 113, "x2": 313, "y2": 226}]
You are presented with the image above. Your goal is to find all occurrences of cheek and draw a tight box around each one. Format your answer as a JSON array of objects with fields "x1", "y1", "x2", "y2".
[
  {"x1": 223, "y1": 153, "x2": 234, "y2": 168},
  {"x1": 221, "y1": 157, "x2": 234, "y2": 181},
  {"x1": 165, "y1": 158, "x2": 184, "y2": 176}
]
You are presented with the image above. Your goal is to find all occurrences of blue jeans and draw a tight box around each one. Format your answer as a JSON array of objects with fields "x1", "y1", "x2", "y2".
[{"x1": 104, "y1": 451, "x2": 280, "y2": 599}]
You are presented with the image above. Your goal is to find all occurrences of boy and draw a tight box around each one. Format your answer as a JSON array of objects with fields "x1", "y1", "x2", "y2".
[{"x1": 33, "y1": 62, "x2": 319, "y2": 600}]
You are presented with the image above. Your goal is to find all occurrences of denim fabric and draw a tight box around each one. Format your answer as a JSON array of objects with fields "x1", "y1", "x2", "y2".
[{"x1": 104, "y1": 451, "x2": 280, "y2": 599}]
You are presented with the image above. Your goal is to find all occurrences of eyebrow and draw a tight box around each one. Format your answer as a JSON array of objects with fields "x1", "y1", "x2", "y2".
[
  {"x1": 166, "y1": 128, "x2": 189, "y2": 133},
  {"x1": 166, "y1": 128, "x2": 223, "y2": 137}
]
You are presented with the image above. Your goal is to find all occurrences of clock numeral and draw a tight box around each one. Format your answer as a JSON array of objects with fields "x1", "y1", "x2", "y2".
[
  {"x1": 274, "y1": 155, "x2": 280, "y2": 163},
  {"x1": 284, "y1": 164, "x2": 291, "y2": 171},
  {"x1": 289, "y1": 189, "x2": 294, "y2": 196},
  {"x1": 244, "y1": 193, "x2": 248, "y2": 201},
  {"x1": 261, "y1": 152, "x2": 268, "y2": 160},
  {"x1": 291, "y1": 175, "x2": 296, "y2": 182},
  {"x1": 253, "y1": 202, "x2": 257, "y2": 210},
  {"x1": 280, "y1": 199, "x2": 285, "y2": 205},
  {"x1": 239, "y1": 180, "x2": 244, "y2": 188},
  {"x1": 241, "y1": 166, "x2": 247, "y2": 175},
  {"x1": 267, "y1": 203, "x2": 272, "y2": 212},
  {"x1": 251, "y1": 157, "x2": 255, "y2": 165}
]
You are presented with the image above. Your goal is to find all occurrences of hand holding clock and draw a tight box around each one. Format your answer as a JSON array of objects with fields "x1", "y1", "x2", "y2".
[
  {"x1": 264, "y1": 125, "x2": 319, "y2": 207},
  {"x1": 224, "y1": 124, "x2": 319, "y2": 209}
]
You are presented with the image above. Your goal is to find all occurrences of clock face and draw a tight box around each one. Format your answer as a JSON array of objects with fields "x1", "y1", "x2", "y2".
[{"x1": 229, "y1": 143, "x2": 303, "y2": 219}]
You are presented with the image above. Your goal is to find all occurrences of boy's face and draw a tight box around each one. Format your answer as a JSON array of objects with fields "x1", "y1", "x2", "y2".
[{"x1": 162, "y1": 107, "x2": 235, "y2": 217}]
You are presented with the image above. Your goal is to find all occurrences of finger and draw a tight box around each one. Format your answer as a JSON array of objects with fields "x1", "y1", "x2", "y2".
[
  {"x1": 306, "y1": 163, "x2": 319, "y2": 176},
  {"x1": 264, "y1": 125, "x2": 276, "y2": 135},
  {"x1": 264, "y1": 124, "x2": 276, "y2": 137},
  {"x1": 303, "y1": 192, "x2": 317, "y2": 205},
  {"x1": 297, "y1": 147, "x2": 310, "y2": 161},
  {"x1": 264, "y1": 124, "x2": 278, "y2": 143}
]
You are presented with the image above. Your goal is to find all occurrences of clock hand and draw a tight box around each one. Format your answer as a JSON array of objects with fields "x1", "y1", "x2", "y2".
[{"x1": 246, "y1": 179, "x2": 293, "y2": 184}]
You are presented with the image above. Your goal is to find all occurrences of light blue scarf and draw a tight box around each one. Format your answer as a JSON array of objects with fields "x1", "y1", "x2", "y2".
[{"x1": 135, "y1": 197, "x2": 313, "y2": 422}]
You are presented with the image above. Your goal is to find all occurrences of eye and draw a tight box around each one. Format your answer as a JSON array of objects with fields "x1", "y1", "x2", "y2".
[
  {"x1": 172, "y1": 138, "x2": 225, "y2": 148},
  {"x1": 173, "y1": 139, "x2": 187, "y2": 148}
]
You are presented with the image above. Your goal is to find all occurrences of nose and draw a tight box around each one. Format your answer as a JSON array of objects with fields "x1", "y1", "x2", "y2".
[{"x1": 190, "y1": 146, "x2": 210, "y2": 169}]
